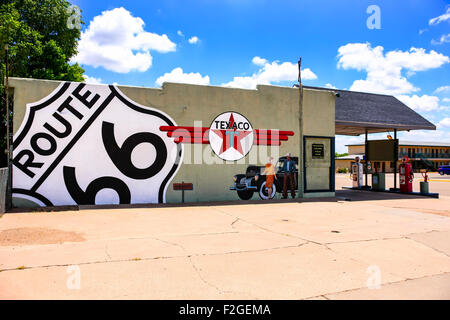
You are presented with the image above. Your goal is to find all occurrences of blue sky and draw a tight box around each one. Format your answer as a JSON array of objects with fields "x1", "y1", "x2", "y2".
[{"x1": 70, "y1": 0, "x2": 450, "y2": 152}]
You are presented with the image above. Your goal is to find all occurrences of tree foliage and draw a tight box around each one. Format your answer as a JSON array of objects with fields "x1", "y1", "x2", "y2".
[
  {"x1": 0, "y1": 0, "x2": 85, "y2": 166},
  {"x1": 335, "y1": 152, "x2": 349, "y2": 158}
]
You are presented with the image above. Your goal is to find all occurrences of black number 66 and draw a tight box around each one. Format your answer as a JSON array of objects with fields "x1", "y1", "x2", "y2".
[
  {"x1": 64, "y1": 121, "x2": 168, "y2": 205},
  {"x1": 102, "y1": 121, "x2": 167, "y2": 179}
]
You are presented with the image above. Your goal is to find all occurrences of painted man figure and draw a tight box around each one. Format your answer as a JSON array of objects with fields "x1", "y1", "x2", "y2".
[{"x1": 281, "y1": 153, "x2": 296, "y2": 199}]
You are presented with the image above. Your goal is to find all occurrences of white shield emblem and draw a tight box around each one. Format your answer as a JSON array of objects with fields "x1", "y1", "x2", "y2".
[{"x1": 12, "y1": 82, "x2": 182, "y2": 206}]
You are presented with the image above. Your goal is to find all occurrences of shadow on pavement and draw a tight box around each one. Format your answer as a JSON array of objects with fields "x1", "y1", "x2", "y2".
[
  {"x1": 7, "y1": 190, "x2": 439, "y2": 214},
  {"x1": 7, "y1": 196, "x2": 339, "y2": 213},
  {"x1": 336, "y1": 189, "x2": 433, "y2": 201}
]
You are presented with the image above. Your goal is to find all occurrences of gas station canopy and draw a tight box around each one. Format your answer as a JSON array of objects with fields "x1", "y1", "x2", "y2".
[{"x1": 305, "y1": 86, "x2": 436, "y2": 136}]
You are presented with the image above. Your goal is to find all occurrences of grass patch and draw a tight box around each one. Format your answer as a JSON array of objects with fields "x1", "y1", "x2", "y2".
[{"x1": 16, "y1": 266, "x2": 26, "y2": 270}]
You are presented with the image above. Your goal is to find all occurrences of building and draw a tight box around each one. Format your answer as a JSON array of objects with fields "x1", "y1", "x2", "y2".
[
  {"x1": 336, "y1": 141, "x2": 450, "y2": 173},
  {"x1": 7, "y1": 78, "x2": 435, "y2": 208}
]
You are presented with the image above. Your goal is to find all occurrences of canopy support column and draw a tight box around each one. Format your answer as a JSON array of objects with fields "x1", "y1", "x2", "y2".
[
  {"x1": 365, "y1": 129, "x2": 368, "y2": 188},
  {"x1": 394, "y1": 129, "x2": 398, "y2": 191}
]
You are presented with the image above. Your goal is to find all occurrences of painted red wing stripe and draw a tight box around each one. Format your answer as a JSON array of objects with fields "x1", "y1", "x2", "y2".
[
  {"x1": 161, "y1": 126, "x2": 293, "y2": 135},
  {"x1": 255, "y1": 130, "x2": 294, "y2": 136},
  {"x1": 175, "y1": 140, "x2": 209, "y2": 144},
  {"x1": 167, "y1": 132, "x2": 208, "y2": 138},
  {"x1": 174, "y1": 137, "x2": 209, "y2": 144},
  {"x1": 161, "y1": 127, "x2": 293, "y2": 135},
  {"x1": 160, "y1": 126, "x2": 209, "y2": 133},
  {"x1": 255, "y1": 135, "x2": 289, "y2": 141}
]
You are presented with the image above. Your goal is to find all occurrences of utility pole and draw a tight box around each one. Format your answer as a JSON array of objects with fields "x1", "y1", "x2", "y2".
[{"x1": 298, "y1": 58, "x2": 303, "y2": 198}]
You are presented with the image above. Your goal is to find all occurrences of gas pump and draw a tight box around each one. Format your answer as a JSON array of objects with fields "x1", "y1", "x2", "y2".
[
  {"x1": 351, "y1": 156, "x2": 364, "y2": 188},
  {"x1": 399, "y1": 156, "x2": 414, "y2": 193}
]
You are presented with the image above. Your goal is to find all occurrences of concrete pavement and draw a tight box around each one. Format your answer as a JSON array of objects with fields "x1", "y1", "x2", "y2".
[{"x1": 0, "y1": 191, "x2": 449, "y2": 299}]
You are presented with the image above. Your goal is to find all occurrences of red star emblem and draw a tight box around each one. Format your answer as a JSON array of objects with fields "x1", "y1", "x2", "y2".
[{"x1": 212, "y1": 113, "x2": 252, "y2": 155}]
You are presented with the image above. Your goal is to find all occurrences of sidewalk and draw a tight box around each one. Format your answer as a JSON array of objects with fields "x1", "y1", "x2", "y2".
[{"x1": 0, "y1": 193, "x2": 449, "y2": 299}]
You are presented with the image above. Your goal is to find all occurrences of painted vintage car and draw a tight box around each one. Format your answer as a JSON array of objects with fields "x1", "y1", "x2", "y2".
[{"x1": 230, "y1": 156, "x2": 298, "y2": 200}]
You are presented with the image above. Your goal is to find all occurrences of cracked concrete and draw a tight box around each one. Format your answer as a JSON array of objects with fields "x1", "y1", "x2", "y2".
[{"x1": 0, "y1": 191, "x2": 450, "y2": 299}]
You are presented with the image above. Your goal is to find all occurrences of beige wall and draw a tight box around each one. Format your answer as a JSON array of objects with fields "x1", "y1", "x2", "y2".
[
  {"x1": 10, "y1": 78, "x2": 335, "y2": 205},
  {"x1": 335, "y1": 159, "x2": 352, "y2": 171},
  {"x1": 348, "y1": 145, "x2": 365, "y2": 154},
  {"x1": 302, "y1": 89, "x2": 335, "y2": 196}
]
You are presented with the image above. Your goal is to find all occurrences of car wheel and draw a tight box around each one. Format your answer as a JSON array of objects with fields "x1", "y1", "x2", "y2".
[
  {"x1": 439, "y1": 171, "x2": 444, "y2": 175},
  {"x1": 259, "y1": 181, "x2": 276, "y2": 200},
  {"x1": 237, "y1": 190, "x2": 254, "y2": 200}
]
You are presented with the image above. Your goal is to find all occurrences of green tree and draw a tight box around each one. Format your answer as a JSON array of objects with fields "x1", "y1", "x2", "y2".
[
  {"x1": 335, "y1": 152, "x2": 349, "y2": 158},
  {"x1": 0, "y1": 0, "x2": 85, "y2": 166}
]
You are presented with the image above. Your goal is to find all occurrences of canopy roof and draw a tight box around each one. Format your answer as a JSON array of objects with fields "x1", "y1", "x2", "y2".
[
  {"x1": 346, "y1": 140, "x2": 450, "y2": 148},
  {"x1": 304, "y1": 86, "x2": 436, "y2": 136}
]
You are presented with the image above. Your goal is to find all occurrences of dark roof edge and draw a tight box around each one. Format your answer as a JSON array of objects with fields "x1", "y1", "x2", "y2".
[
  {"x1": 389, "y1": 95, "x2": 437, "y2": 128},
  {"x1": 335, "y1": 120, "x2": 436, "y2": 131},
  {"x1": 346, "y1": 142, "x2": 450, "y2": 147},
  {"x1": 303, "y1": 85, "x2": 394, "y2": 98}
]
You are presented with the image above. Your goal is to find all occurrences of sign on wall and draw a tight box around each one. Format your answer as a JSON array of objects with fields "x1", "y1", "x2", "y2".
[
  {"x1": 312, "y1": 143, "x2": 324, "y2": 159},
  {"x1": 12, "y1": 82, "x2": 183, "y2": 206},
  {"x1": 209, "y1": 112, "x2": 254, "y2": 161}
]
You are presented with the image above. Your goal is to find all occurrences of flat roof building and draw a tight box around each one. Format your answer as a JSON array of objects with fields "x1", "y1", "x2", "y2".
[
  {"x1": 336, "y1": 141, "x2": 450, "y2": 173},
  {"x1": 7, "y1": 77, "x2": 437, "y2": 208}
]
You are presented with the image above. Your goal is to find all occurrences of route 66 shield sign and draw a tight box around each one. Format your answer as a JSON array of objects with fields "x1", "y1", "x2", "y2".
[{"x1": 12, "y1": 82, "x2": 183, "y2": 206}]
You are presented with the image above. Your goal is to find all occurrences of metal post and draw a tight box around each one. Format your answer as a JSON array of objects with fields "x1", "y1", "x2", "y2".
[
  {"x1": 297, "y1": 58, "x2": 303, "y2": 198},
  {"x1": 365, "y1": 129, "x2": 368, "y2": 188},
  {"x1": 181, "y1": 181, "x2": 185, "y2": 203},
  {"x1": 394, "y1": 129, "x2": 397, "y2": 191}
]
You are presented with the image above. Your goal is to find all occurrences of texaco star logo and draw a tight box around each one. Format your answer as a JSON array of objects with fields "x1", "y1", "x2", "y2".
[{"x1": 208, "y1": 112, "x2": 254, "y2": 161}]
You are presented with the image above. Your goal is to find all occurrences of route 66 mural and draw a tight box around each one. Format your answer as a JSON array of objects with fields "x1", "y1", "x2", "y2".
[{"x1": 12, "y1": 82, "x2": 183, "y2": 206}]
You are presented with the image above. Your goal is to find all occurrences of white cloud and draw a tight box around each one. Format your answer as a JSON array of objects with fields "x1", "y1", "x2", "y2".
[
  {"x1": 188, "y1": 36, "x2": 199, "y2": 44},
  {"x1": 429, "y1": 7, "x2": 450, "y2": 26},
  {"x1": 155, "y1": 67, "x2": 210, "y2": 86},
  {"x1": 431, "y1": 33, "x2": 450, "y2": 45},
  {"x1": 398, "y1": 129, "x2": 450, "y2": 142},
  {"x1": 335, "y1": 135, "x2": 363, "y2": 154},
  {"x1": 325, "y1": 83, "x2": 337, "y2": 89},
  {"x1": 337, "y1": 42, "x2": 449, "y2": 95},
  {"x1": 435, "y1": 85, "x2": 450, "y2": 93},
  {"x1": 396, "y1": 94, "x2": 440, "y2": 112},
  {"x1": 443, "y1": 98, "x2": 450, "y2": 103},
  {"x1": 419, "y1": 28, "x2": 428, "y2": 35},
  {"x1": 222, "y1": 57, "x2": 317, "y2": 89},
  {"x1": 83, "y1": 75, "x2": 103, "y2": 84},
  {"x1": 177, "y1": 30, "x2": 184, "y2": 37},
  {"x1": 252, "y1": 56, "x2": 268, "y2": 66},
  {"x1": 438, "y1": 118, "x2": 450, "y2": 128},
  {"x1": 72, "y1": 7, "x2": 176, "y2": 73}
]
